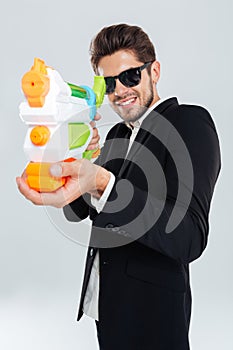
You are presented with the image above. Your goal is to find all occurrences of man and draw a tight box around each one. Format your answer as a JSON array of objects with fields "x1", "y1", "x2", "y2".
[{"x1": 17, "y1": 24, "x2": 221, "y2": 349}]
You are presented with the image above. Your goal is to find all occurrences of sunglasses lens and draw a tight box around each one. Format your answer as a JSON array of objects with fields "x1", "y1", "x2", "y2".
[
  {"x1": 105, "y1": 77, "x2": 115, "y2": 94},
  {"x1": 120, "y1": 68, "x2": 141, "y2": 87},
  {"x1": 104, "y1": 64, "x2": 148, "y2": 94}
]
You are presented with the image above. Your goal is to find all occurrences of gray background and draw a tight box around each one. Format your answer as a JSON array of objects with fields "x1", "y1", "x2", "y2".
[{"x1": 1, "y1": 0, "x2": 232, "y2": 348}]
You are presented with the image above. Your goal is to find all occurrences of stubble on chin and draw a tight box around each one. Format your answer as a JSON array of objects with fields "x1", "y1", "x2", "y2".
[
  {"x1": 111, "y1": 105, "x2": 144, "y2": 123},
  {"x1": 111, "y1": 79, "x2": 155, "y2": 123},
  {"x1": 112, "y1": 98, "x2": 152, "y2": 123}
]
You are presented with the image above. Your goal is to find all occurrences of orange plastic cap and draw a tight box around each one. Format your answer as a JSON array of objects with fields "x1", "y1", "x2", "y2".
[
  {"x1": 22, "y1": 58, "x2": 50, "y2": 107},
  {"x1": 26, "y1": 162, "x2": 66, "y2": 192},
  {"x1": 30, "y1": 125, "x2": 50, "y2": 146}
]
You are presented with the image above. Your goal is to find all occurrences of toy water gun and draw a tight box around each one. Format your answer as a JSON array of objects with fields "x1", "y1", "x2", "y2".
[{"x1": 19, "y1": 57, "x2": 105, "y2": 192}]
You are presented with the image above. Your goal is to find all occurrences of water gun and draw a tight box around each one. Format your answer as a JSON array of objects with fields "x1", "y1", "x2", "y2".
[{"x1": 19, "y1": 57, "x2": 105, "y2": 192}]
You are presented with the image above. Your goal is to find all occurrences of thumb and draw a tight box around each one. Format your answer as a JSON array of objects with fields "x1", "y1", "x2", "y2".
[
  {"x1": 50, "y1": 161, "x2": 80, "y2": 178},
  {"x1": 50, "y1": 163, "x2": 63, "y2": 177}
]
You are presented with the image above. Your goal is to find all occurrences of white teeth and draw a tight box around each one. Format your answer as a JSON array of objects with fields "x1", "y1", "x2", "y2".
[{"x1": 116, "y1": 98, "x2": 135, "y2": 106}]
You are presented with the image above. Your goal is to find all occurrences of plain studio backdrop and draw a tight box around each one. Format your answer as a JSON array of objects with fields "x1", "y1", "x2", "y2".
[{"x1": 1, "y1": 0, "x2": 232, "y2": 349}]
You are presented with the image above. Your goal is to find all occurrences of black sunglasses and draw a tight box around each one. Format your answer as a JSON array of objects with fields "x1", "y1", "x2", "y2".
[{"x1": 104, "y1": 62, "x2": 153, "y2": 95}]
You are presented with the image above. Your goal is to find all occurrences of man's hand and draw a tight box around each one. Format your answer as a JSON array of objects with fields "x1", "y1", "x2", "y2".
[
  {"x1": 16, "y1": 159, "x2": 111, "y2": 208},
  {"x1": 85, "y1": 113, "x2": 101, "y2": 151}
]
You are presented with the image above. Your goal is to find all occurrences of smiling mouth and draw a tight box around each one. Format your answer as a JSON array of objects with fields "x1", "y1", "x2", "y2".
[{"x1": 115, "y1": 97, "x2": 137, "y2": 107}]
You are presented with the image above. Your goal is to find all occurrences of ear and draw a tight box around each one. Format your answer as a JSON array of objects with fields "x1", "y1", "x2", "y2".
[{"x1": 151, "y1": 61, "x2": 160, "y2": 84}]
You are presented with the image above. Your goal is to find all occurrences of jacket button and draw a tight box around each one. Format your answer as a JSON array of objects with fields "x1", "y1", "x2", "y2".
[
  {"x1": 90, "y1": 248, "x2": 94, "y2": 257},
  {"x1": 105, "y1": 223, "x2": 114, "y2": 229}
]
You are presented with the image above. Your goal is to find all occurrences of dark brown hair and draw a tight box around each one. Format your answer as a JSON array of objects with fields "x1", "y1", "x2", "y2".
[{"x1": 90, "y1": 23, "x2": 156, "y2": 74}]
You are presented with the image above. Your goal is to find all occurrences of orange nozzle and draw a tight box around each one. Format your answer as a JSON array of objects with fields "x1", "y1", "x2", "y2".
[
  {"x1": 30, "y1": 125, "x2": 50, "y2": 146},
  {"x1": 22, "y1": 58, "x2": 50, "y2": 107}
]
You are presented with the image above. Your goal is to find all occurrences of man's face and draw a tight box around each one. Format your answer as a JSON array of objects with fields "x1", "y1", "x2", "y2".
[{"x1": 98, "y1": 50, "x2": 160, "y2": 123}]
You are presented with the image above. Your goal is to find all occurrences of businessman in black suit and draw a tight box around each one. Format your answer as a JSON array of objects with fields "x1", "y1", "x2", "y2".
[{"x1": 17, "y1": 24, "x2": 221, "y2": 350}]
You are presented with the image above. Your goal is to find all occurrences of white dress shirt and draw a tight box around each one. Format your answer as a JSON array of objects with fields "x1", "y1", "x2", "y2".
[{"x1": 83, "y1": 97, "x2": 168, "y2": 320}]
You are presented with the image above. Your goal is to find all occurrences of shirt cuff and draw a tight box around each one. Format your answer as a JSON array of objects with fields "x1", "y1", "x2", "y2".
[{"x1": 91, "y1": 172, "x2": 115, "y2": 213}]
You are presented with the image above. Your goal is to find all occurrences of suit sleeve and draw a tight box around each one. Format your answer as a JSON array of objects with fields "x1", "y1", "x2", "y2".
[
  {"x1": 63, "y1": 193, "x2": 91, "y2": 222},
  {"x1": 91, "y1": 106, "x2": 221, "y2": 264}
]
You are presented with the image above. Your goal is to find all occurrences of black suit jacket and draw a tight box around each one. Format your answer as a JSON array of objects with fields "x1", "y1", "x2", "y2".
[{"x1": 63, "y1": 98, "x2": 221, "y2": 350}]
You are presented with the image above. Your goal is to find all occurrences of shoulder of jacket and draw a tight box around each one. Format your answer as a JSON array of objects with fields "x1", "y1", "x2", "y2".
[
  {"x1": 168, "y1": 103, "x2": 216, "y2": 130},
  {"x1": 105, "y1": 122, "x2": 128, "y2": 140}
]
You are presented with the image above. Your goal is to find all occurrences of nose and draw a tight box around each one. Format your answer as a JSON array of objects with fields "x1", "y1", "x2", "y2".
[{"x1": 114, "y1": 78, "x2": 130, "y2": 96}]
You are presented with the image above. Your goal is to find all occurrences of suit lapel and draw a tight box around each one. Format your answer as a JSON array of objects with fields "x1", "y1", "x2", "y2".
[
  {"x1": 99, "y1": 122, "x2": 132, "y2": 175},
  {"x1": 119, "y1": 98, "x2": 179, "y2": 175}
]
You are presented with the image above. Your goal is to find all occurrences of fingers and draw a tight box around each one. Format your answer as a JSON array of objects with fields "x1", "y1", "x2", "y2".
[
  {"x1": 94, "y1": 113, "x2": 102, "y2": 121},
  {"x1": 16, "y1": 176, "x2": 43, "y2": 205},
  {"x1": 17, "y1": 158, "x2": 97, "y2": 207},
  {"x1": 90, "y1": 113, "x2": 101, "y2": 129},
  {"x1": 89, "y1": 127, "x2": 100, "y2": 143},
  {"x1": 40, "y1": 187, "x2": 70, "y2": 208},
  {"x1": 87, "y1": 132, "x2": 100, "y2": 149},
  {"x1": 21, "y1": 169, "x2": 28, "y2": 181},
  {"x1": 16, "y1": 174, "x2": 82, "y2": 208},
  {"x1": 86, "y1": 124, "x2": 100, "y2": 150},
  {"x1": 86, "y1": 144, "x2": 99, "y2": 150},
  {"x1": 90, "y1": 120, "x2": 96, "y2": 129}
]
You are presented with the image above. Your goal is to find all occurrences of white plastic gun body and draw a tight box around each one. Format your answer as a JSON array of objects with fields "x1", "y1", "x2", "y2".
[
  {"x1": 20, "y1": 67, "x2": 93, "y2": 162},
  {"x1": 19, "y1": 58, "x2": 105, "y2": 192}
]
